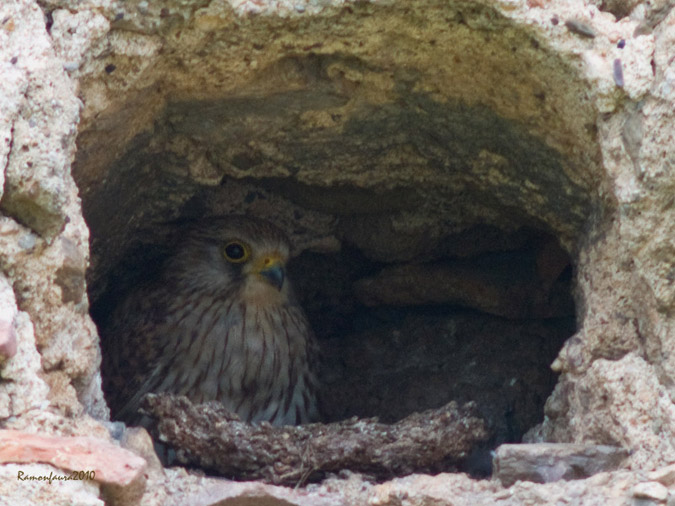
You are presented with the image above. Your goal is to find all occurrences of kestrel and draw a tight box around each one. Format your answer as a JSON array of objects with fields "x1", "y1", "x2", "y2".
[{"x1": 101, "y1": 216, "x2": 319, "y2": 426}]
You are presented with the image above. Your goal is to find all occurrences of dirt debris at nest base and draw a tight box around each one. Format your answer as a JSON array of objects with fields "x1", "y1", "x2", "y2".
[{"x1": 141, "y1": 394, "x2": 488, "y2": 485}]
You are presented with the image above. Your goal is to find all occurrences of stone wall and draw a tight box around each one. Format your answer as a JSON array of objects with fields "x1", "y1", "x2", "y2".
[{"x1": 1, "y1": 0, "x2": 674, "y2": 504}]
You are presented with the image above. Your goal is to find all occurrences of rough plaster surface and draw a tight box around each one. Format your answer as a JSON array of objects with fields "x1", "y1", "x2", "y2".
[{"x1": 0, "y1": 0, "x2": 674, "y2": 504}]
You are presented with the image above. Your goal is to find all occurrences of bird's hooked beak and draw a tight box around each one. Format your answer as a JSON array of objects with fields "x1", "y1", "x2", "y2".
[{"x1": 256, "y1": 256, "x2": 285, "y2": 291}]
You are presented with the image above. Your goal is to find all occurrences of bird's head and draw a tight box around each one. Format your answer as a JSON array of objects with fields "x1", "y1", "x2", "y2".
[
  {"x1": 175, "y1": 216, "x2": 293, "y2": 305},
  {"x1": 222, "y1": 237, "x2": 286, "y2": 290}
]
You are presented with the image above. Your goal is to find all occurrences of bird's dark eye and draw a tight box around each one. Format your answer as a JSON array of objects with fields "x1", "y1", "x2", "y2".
[{"x1": 223, "y1": 241, "x2": 250, "y2": 263}]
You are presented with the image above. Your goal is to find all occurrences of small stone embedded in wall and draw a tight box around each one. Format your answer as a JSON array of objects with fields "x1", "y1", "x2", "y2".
[
  {"x1": 632, "y1": 481, "x2": 668, "y2": 502},
  {"x1": 564, "y1": 19, "x2": 596, "y2": 38},
  {"x1": 0, "y1": 277, "x2": 17, "y2": 361},
  {"x1": 613, "y1": 59, "x2": 624, "y2": 88},
  {"x1": 54, "y1": 237, "x2": 87, "y2": 304},
  {"x1": 493, "y1": 443, "x2": 630, "y2": 487}
]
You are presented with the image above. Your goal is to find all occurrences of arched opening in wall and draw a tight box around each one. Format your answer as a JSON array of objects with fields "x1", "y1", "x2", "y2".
[
  {"x1": 73, "y1": 2, "x2": 599, "y2": 481},
  {"x1": 81, "y1": 97, "x2": 582, "y2": 477}
]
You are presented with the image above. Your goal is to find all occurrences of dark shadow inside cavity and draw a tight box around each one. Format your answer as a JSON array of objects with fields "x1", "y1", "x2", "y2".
[
  {"x1": 288, "y1": 231, "x2": 574, "y2": 477},
  {"x1": 91, "y1": 218, "x2": 574, "y2": 457},
  {"x1": 85, "y1": 161, "x2": 577, "y2": 479}
]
